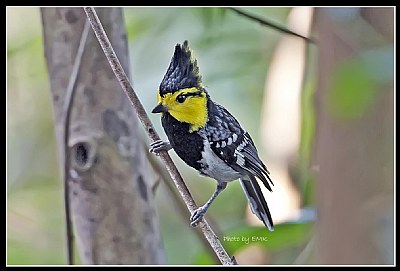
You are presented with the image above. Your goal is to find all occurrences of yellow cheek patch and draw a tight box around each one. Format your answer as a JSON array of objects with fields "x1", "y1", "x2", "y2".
[
  {"x1": 157, "y1": 92, "x2": 162, "y2": 104},
  {"x1": 158, "y1": 88, "x2": 208, "y2": 131}
]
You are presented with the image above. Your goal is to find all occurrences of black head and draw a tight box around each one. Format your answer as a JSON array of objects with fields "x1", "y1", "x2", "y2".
[{"x1": 159, "y1": 40, "x2": 203, "y2": 96}]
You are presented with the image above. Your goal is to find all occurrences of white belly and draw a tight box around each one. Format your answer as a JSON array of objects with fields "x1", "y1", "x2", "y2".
[{"x1": 198, "y1": 139, "x2": 241, "y2": 182}]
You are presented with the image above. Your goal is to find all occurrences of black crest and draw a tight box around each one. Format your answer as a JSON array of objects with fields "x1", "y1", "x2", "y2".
[{"x1": 159, "y1": 40, "x2": 202, "y2": 96}]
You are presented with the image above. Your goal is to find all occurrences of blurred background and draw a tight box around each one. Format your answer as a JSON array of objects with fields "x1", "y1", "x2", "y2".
[{"x1": 7, "y1": 7, "x2": 394, "y2": 265}]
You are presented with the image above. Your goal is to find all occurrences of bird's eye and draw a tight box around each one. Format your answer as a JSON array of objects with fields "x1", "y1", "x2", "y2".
[{"x1": 176, "y1": 95, "x2": 186, "y2": 103}]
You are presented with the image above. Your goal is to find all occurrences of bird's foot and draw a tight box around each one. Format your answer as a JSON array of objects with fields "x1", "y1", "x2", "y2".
[
  {"x1": 190, "y1": 205, "x2": 208, "y2": 227},
  {"x1": 149, "y1": 140, "x2": 172, "y2": 155}
]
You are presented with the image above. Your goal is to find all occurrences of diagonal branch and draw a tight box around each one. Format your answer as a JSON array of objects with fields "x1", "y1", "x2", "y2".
[
  {"x1": 228, "y1": 7, "x2": 316, "y2": 44},
  {"x1": 145, "y1": 144, "x2": 222, "y2": 264},
  {"x1": 61, "y1": 20, "x2": 90, "y2": 264},
  {"x1": 83, "y1": 7, "x2": 236, "y2": 265}
]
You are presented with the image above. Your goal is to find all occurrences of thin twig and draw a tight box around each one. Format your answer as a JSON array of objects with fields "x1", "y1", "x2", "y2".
[
  {"x1": 83, "y1": 7, "x2": 235, "y2": 265},
  {"x1": 145, "y1": 146, "x2": 222, "y2": 264},
  {"x1": 228, "y1": 7, "x2": 316, "y2": 44},
  {"x1": 151, "y1": 175, "x2": 162, "y2": 195},
  {"x1": 62, "y1": 20, "x2": 90, "y2": 265},
  {"x1": 293, "y1": 235, "x2": 315, "y2": 264}
]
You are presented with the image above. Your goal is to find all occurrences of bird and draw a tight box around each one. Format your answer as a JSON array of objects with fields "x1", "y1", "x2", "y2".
[{"x1": 150, "y1": 40, "x2": 274, "y2": 231}]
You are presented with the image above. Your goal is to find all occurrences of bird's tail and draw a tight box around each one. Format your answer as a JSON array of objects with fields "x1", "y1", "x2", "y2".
[{"x1": 239, "y1": 175, "x2": 274, "y2": 231}]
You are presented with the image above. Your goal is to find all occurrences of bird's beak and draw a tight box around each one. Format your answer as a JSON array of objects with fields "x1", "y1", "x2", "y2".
[{"x1": 152, "y1": 103, "x2": 168, "y2": 113}]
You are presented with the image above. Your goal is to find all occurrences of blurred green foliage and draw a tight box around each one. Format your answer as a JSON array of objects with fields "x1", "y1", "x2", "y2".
[
  {"x1": 327, "y1": 59, "x2": 377, "y2": 120},
  {"x1": 7, "y1": 7, "x2": 316, "y2": 265},
  {"x1": 194, "y1": 222, "x2": 313, "y2": 264},
  {"x1": 299, "y1": 76, "x2": 317, "y2": 207}
]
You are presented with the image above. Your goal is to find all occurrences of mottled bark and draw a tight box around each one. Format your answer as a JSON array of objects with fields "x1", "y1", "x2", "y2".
[
  {"x1": 41, "y1": 7, "x2": 166, "y2": 264},
  {"x1": 313, "y1": 7, "x2": 394, "y2": 265}
]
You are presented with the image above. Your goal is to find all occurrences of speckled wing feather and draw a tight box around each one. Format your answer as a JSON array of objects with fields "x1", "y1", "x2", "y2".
[{"x1": 204, "y1": 101, "x2": 274, "y2": 191}]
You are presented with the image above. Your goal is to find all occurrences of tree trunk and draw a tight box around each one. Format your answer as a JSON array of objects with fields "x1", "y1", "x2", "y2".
[
  {"x1": 41, "y1": 7, "x2": 166, "y2": 264},
  {"x1": 313, "y1": 7, "x2": 394, "y2": 264}
]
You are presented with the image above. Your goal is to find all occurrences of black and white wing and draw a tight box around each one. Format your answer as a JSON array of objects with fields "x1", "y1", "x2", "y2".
[{"x1": 205, "y1": 102, "x2": 274, "y2": 191}]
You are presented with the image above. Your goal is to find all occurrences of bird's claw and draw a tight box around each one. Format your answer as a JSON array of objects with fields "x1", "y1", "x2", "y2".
[
  {"x1": 149, "y1": 140, "x2": 172, "y2": 155},
  {"x1": 190, "y1": 206, "x2": 207, "y2": 227}
]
